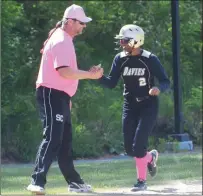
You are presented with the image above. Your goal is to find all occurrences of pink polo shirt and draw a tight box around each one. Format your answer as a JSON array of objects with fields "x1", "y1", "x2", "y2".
[{"x1": 36, "y1": 28, "x2": 78, "y2": 97}]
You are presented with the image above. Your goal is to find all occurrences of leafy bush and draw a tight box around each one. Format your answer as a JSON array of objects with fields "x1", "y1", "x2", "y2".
[{"x1": 183, "y1": 87, "x2": 202, "y2": 145}]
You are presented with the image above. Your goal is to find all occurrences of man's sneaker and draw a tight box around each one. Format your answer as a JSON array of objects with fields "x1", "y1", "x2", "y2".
[
  {"x1": 68, "y1": 182, "x2": 92, "y2": 193},
  {"x1": 27, "y1": 184, "x2": 45, "y2": 194},
  {"x1": 131, "y1": 179, "x2": 147, "y2": 192},
  {"x1": 148, "y1": 149, "x2": 159, "y2": 177}
]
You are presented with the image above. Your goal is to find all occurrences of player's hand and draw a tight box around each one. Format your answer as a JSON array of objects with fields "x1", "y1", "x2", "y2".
[
  {"x1": 149, "y1": 86, "x2": 160, "y2": 96},
  {"x1": 89, "y1": 64, "x2": 102, "y2": 73},
  {"x1": 89, "y1": 64, "x2": 103, "y2": 79},
  {"x1": 89, "y1": 68, "x2": 103, "y2": 79},
  {"x1": 70, "y1": 100, "x2": 72, "y2": 110}
]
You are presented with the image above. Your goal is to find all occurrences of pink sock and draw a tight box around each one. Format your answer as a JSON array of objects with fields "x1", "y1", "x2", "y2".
[
  {"x1": 134, "y1": 155, "x2": 148, "y2": 181},
  {"x1": 134, "y1": 152, "x2": 152, "y2": 181}
]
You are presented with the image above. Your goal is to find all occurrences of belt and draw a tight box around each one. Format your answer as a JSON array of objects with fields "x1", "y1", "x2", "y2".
[{"x1": 135, "y1": 96, "x2": 149, "y2": 102}]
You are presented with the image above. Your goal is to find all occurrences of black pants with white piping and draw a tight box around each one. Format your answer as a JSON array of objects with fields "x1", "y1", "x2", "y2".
[
  {"x1": 31, "y1": 86, "x2": 82, "y2": 187},
  {"x1": 122, "y1": 96, "x2": 159, "y2": 158}
]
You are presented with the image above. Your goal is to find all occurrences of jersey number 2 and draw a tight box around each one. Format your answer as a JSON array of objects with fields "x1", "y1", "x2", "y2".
[{"x1": 139, "y1": 77, "x2": 146, "y2": 86}]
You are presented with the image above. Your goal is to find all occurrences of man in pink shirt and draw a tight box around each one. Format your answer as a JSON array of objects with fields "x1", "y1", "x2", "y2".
[{"x1": 27, "y1": 4, "x2": 103, "y2": 195}]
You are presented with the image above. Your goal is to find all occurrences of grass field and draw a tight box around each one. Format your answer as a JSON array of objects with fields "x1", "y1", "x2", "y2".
[{"x1": 1, "y1": 152, "x2": 202, "y2": 195}]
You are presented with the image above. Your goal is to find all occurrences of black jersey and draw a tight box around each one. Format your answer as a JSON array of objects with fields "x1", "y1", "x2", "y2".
[{"x1": 99, "y1": 49, "x2": 170, "y2": 97}]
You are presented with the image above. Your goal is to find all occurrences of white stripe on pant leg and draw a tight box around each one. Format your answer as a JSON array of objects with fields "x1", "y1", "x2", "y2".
[
  {"x1": 42, "y1": 88, "x2": 53, "y2": 163},
  {"x1": 34, "y1": 87, "x2": 48, "y2": 184}
]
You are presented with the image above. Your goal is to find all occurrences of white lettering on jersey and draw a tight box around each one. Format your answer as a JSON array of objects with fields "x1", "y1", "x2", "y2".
[
  {"x1": 123, "y1": 67, "x2": 146, "y2": 76},
  {"x1": 123, "y1": 67, "x2": 129, "y2": 75}
]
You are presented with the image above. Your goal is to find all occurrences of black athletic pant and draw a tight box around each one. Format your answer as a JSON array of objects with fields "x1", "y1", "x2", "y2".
[
  {"x1": 122, "y1": 96, "x2": 159, "y2": 158},
  {"x1": 31, "y1": 86, "x2": 83, "y2": 187}
]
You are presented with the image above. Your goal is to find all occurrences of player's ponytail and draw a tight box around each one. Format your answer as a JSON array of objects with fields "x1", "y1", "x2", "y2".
[{"x1": 40, "y1": 21, "x2": 63, "y2": 54}]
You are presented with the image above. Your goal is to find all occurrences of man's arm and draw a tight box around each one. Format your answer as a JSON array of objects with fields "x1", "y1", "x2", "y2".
[
  {"x1": 57, "y1": 66, "x2": 103, "y2": 80},
  {"x1": 51, "y1": 42, "x2": 103, "y2": 80}
]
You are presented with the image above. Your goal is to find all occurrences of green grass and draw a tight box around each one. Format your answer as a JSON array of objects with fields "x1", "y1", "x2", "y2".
[{"x1": 1, "y1": 153, "x2": 202, "y2": 195}]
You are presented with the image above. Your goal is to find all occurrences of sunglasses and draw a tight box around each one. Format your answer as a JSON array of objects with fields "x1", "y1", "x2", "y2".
[
  {"x1": 69, "y1": 18, "x2": 86, "y2": 25},
  {"x1": 119, "y1": 38, "x2": 131, "y2": 45}
]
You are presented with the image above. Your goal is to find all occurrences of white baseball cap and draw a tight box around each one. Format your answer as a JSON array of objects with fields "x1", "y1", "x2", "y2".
[{"x1": 63, "y1": 4, "x2": 92, "y2": 23}]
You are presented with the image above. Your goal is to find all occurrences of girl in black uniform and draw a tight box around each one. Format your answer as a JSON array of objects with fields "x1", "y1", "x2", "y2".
[{"x1": 96, "y1": 24, "x2": 170, "y2": 191}]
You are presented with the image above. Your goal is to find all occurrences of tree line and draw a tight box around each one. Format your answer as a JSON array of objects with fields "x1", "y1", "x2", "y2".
[{"x1": 2, "y1": 0, "x2": 202, "y2": 162}]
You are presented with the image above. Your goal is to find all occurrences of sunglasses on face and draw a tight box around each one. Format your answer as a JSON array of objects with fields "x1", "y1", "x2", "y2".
[
  {"x1": 119, "y1": 38, "x2": 131, "y2": 45},
  {"x1": 69, "y1": 18, "x2": 86, "y2": 25}
]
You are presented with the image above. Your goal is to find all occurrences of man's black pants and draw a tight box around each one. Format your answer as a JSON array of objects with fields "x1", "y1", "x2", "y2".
[
  {"x1": 122, "y1": 96, "x2": 159, "y2": 158},
  {"x1": 31, "y1": 86, "x2": 82, "y2": 187}
]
